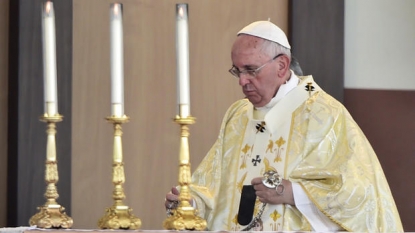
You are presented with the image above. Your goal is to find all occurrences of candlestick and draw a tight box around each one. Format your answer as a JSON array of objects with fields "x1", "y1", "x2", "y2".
[
  {"x1": 110, "y1": 3, "x2": 124, "y2": 117},
  {"x1": 176, "y1": 3, "x2": 190, "y2": 118},
  {"x1": 29, "y1": 115, "x2": 73, "y2": 229},
  {"x1": 98, "y1": 116, "x2": 142, "y2": 230},
  {"x1": 163, "y1": 116, "x2": 207, "y2": 231},
  {"x1": 42, "y1": 1, "x2": 58, "y2": 116}
]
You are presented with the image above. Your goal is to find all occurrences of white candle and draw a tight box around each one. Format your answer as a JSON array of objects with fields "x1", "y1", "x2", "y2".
[
  {"x1": 176, "y1": 3, "x2": 190, "y2": 118},
  {"x1": 42, "y1": 1, "x2": 58, "y2": 116},
  {"x1": 110, "y1": 3, "x2": 124, "y2": 117}
]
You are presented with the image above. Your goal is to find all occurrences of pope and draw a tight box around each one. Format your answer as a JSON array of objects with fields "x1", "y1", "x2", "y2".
[{"x1": 165, "y1": 20, "x2": 403, "y2": 232}]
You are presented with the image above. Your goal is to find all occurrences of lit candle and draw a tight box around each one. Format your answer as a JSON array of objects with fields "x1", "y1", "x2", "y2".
[
  {"x1": 176, "y1": 3, "x2": 190, "y2": 118},
  {"x1": 42, "y1": 1, "x2": 58, "y2": 116},
  {"x1": 110, "y1": 3, "x2": 124, "y2": 117}
]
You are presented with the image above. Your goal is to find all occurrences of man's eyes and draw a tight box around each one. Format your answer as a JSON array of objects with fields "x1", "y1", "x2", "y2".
[{"x1": 243, "y1": 69, "x2": 256, "y2": 74}]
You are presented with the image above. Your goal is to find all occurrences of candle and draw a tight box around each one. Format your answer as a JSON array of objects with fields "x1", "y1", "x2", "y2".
[
  {"x1": 110, "y1": 3, "x2": 124, "y2": 117},
  {"x1": 42, "y1": 1, "x2": 58, "y2": 116},
  {"x1": 176, "y1": 3, "x2": 190, "y2": 118}
]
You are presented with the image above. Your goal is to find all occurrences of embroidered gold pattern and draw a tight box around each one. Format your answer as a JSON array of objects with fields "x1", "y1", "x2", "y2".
[
  {"x1": 232, "y1": 214, "x2": 238, "y2": 225},
  {"x1": 263, "y1": 158, "x2": 277, "y2": 174},
  {"x1": 275, "y1": 137, "x2": 286, "y2": 147},
  {"x1": 237, "y1": 172, "x2": 247, "y2": 193},
  {"x1": 231, "y1": 214, "x2": 239, "y2": 231},
  {"x1": 240, "y1": 144, "x2": 252, "y2": 169},
  {"x1": 266, "y1": 139, "x2": 274, "y2": 153},
  {"x1": 274, "y1": 137, "x2": 286, "y2": 162},
  {"x1": 242, "y1": 144, "x2": 251, "y2": 154},
  {"x1": 270, "y1": 209, "x2": 281, "y2": 221}
]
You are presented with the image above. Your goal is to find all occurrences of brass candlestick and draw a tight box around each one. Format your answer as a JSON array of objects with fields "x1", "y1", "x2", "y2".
[
  {"x1": 163, "y1": 115, "x2": 207, "y2": 230},
  {"x1": 98, "y1": 115, "x2": 141, "y2": 230},
  {"x1": 29, "y1": 114, "x2": 73, "y2": 228}
]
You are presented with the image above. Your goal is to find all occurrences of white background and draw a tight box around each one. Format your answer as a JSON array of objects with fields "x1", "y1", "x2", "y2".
[{"x1": 345, "y1": 0, "x2": 415, "y2": 90}]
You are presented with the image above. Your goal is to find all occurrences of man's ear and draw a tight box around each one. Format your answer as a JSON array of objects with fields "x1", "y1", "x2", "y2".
[{"x1": 277, "y1": 55, "x2": 290, "y2": 78}]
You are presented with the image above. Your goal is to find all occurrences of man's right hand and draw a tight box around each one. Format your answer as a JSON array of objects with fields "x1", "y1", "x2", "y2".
[{"x1": 165, "y1": 186, "x2": 180, "y2": 209}]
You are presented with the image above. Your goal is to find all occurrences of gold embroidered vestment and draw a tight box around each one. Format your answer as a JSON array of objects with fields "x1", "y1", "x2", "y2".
[{"x1": 189, "y1": 76, "x2": 403, "y2": 232}]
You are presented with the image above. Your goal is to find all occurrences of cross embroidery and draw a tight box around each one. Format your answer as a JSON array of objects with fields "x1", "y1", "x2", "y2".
[
  {"x1": 305, "y1": 82, "x2": 315, "y2": 97},
  {"x1": 252, "y1": 155, "x2": 261, "y2": 166},
  {"x1": 256, "y1": 122, "x2": 266, "y2": 133}
]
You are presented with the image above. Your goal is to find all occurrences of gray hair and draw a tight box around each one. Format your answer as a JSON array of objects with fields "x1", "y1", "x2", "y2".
[{"x1": 259, "y1": 39, "x2": 291, "y2": 59}]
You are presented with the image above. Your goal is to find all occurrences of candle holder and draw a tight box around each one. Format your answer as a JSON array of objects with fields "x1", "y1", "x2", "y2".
[
  {"x1": 163, "y1": 115, "x2": 207, "y2": 231},
  {"x1": 98, "y1": 115, "x2": 141, "y2": 230},
  {"x1": 29, "y1": 114, "x2": 73, "y2": 228}
]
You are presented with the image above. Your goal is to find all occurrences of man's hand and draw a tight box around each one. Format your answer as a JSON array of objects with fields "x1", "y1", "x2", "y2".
[
  {"x1": 165, "y1": 186, "x2": 180, "y2": 209},
  {"x1": 251, "y1": 177, "x2": 295, "y2": 206}
]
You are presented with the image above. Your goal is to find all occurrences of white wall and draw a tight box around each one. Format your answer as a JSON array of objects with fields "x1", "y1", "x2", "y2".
[{"x1": 345, "y1": 0, "x2": 415, "y2": 90}]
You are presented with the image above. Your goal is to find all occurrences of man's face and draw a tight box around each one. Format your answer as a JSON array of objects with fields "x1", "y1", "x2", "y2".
[{"x1": 231, "y1": 35, "x2": 285, "y2": 108}]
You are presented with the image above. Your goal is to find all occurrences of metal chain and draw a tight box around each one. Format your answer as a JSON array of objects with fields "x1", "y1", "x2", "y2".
[
  {"x1": 240, "y1": 170, "x2": 281, "y2": 231},
  {"x1": 240, "y1": 202, "x2": 267, "y2": 231}
]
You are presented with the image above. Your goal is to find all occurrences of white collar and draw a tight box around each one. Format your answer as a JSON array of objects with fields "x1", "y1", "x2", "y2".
[{"x1": 256, "y1": 71, "x2": 300, "y2": 111}]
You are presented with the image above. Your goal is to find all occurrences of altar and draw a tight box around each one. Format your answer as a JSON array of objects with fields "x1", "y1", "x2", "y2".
[
  {"x1": 0, "y1": 227, "x2": 333, "y2": 233},
  {"x1": 1, "y1": 228, "x2": 205, "y2": 233},
  {"x1": 0, "y1": 227, "x2": 277, "y2": 233}
]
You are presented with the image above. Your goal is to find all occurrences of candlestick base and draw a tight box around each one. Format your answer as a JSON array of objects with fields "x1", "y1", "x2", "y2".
[
  {"x1": 29, "y1": 204, "x2": 73, "y2": 229},
  {"x1": 163, "y1": 206, "x2": 207, "y2": 231},
  {"x1": 163, "y1": 115, "x2": 207, "y2": 230},
  {"x1": 98, "y1": 203, "x2": 141, "y2": 230}
]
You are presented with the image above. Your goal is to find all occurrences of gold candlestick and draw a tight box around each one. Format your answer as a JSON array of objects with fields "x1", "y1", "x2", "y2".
[
  {"x1": 98, "y1": 115, "x2": 141, "y2": 230},
  {"x1": 29, "y1": 114, "x2": 73, "y2": 228},
  {"x1": 163, "y1": 115, "x2": 207, "y2": 230}
]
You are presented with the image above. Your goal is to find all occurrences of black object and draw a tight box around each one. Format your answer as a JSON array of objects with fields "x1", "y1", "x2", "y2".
[{"x1": 237, "y1": 185, "x2": 257, "y2": 225}]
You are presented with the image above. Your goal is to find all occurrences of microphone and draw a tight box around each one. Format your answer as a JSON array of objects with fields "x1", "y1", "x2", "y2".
[{"x1": 237, "y1": 185, "x2": 257, "y2": 225}]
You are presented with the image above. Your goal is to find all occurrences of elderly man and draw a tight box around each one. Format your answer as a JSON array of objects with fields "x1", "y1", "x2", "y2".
[{"x1": 165, "y1": 21, "x2": 403, "y2": 232}]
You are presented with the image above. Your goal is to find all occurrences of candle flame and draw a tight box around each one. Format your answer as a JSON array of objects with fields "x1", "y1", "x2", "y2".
[
  {"x1": 114, "y1": 3, "x2": 120, "y2": 15},
  {"x1": 45, "y1": 1, "x2": 52, "y2": 14},
  {"x1": 178, "y1": 6, "x2": 184, "y2": 17}
]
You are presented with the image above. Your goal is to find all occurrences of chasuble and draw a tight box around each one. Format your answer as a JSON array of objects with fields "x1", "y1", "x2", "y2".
[{"x1": 189, "y1": 76, "x2": 403, "y2": 232}]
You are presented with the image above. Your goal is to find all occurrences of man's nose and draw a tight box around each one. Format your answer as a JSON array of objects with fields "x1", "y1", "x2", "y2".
[{"x1": 238, "y1": 74, "x2": 251, "y2": 86}]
